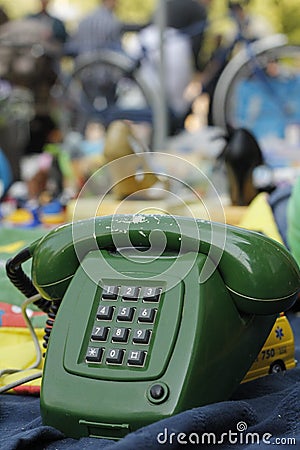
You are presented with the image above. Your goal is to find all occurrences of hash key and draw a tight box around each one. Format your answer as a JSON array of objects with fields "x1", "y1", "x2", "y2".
[{"x1": 127, "y1": 350, "x2": 146, "y2": 366}]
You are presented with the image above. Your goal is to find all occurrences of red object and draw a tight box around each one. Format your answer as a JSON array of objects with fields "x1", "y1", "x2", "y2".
[{"x1": 0, "y1": 302, "x2": 44, "y2": 327}]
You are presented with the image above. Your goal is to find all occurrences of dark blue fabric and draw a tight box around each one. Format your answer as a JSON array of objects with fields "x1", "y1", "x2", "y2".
[{"x1": 1, "y1": 312, "x2": 300, "y2": 450}]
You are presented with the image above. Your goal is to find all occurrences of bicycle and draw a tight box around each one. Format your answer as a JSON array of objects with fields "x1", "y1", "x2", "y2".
[
  {"x1": 56, "y1": 12, "x2": 208, "y2": 151},
  {"x1": 56, "y1": 48, "x2": 161, "y2": 144},
  {"x1": 211, "y1": 33, "x2": 300, "y2": 142}
]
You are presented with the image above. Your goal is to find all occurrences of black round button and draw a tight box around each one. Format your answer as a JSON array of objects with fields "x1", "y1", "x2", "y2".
[
  {"x1": 147, "y1": 383, "x2": 169, "y2": 404},
  {"x1": 150, "y1": 384, "x2": 165, "y2": 399}
]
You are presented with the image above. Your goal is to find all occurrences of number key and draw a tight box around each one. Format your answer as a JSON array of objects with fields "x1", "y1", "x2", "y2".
[
  {"x1": 106, "y1": 348, "x2": 124, "y2": 365},
  {"x1": 122, "y1": 286, "x2": 140, "y2": 301},
  {"x1": 132, "y1": 329, "x2": 151, "y2": 344},
  {"x1": 142, "y1": 287, "x2": 162, "y2": 302},
  {"x1": 117, "y1": 306, "x2": 135, "y2": 322},
  {"x1": 112, "y1": 327, "x2": 129, "y2": 343},
  {"x1": 102, "y1": 285, "x2": 119, "y2": 300},
  {"x1": 138, "y1": 308, "x2": 156, "y2": 323},
  {"x1": 97, "y1": 305, "x2": 114, "y2": 320},
  {"x1": 91, "y1": 326, "x2": 109, "y2": 341}
]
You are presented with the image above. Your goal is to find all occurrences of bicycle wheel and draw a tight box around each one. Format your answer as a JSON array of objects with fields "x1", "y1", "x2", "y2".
[
  {"x1": 59, "y1": 49, "x2": 160, "y2": 137},
  {"x1": 212, "y1": 34, "x2": 300, "y2": 140}
]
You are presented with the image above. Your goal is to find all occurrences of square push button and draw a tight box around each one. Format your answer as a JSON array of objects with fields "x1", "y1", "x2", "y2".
[
  {"x1": 138, "y1": 308, "x2": 156, "y2": 323},
  {"x1": 112, "y1": 327, "x2": 129, "y2": 343},
  {"x1": 121, "y1": 286, "x2": 140, "y2": 301},
  {"x1": 117, "y1": 307, "x2": 135, "y2": 322},
  {"x1": 127, "y1": 350, "x2": 146, "y2": 366},
  {"x1": 97, "y1": 305, "x2": 114, "y2": 321},
  {"x1": 86, "y1": 346, "x2": 103, "y2": 363},
  {"x1": 106, "y1": 348, "x2": 124, "y2": 365},
  {"x1": 102, "y1": 285, "x2": 119, "y2": 300},
  {"x1": 91, "y1": 326, "x2": 109, "y2": 342},
  {"x1": 142, "y1": 287, "x2": 162, "y2": 302},
  {"x1": 132, "y1": 329, "x2": 151, "y2": 344}
]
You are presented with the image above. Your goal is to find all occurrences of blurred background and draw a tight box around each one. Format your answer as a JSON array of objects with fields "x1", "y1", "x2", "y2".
[
  {"x1": 2, "y1": 0, "x2": 300, "y2": 43},
  {"x1": 0, "y1": 0, "x2": 300, "y2": 235}
]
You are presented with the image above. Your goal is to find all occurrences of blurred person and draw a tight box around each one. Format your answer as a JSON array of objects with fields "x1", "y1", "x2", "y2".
[
  {"x1": 227, "y1": 0, "x2": 274, "y2": 46},
  {"x1": 27, "y1": 0, "x2": 68, "y2": 44},
  {"x1": 67, "y1": 0, "x2": 122, "y2": 56},
  {"x1": 128, "y1": 24, "x2": 194, "y2": 135},
  {"x1": 124, "y1": 0, "x2": 212, "y2": 135},
  {"x1": 0, "y1": 6, "x2": 9, "y2": 26},
  {"x1": 66, "y1": 0, "x2": 146, "y2": 132},
  {"x1": 23, "y1": 0, "x2": 68, "y2": 114},
  {"x1": 163, "y1": 0, "x2": 211, "y2": 71}
]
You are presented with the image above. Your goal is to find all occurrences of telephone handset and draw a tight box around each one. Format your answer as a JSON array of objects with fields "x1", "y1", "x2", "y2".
[{"x1": 6, "y1": 214, "x2": 300, "y2": 440}]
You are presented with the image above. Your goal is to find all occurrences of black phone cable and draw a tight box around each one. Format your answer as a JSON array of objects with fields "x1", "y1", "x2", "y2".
[
  {"x1": 6, "y1": 247, "x2": 52, "y2": 313},
  {"x1": 43, "y1": 300, "x2": 61, "y2": 351}
]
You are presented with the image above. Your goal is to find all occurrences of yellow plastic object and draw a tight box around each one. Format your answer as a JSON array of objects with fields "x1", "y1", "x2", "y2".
[
  {"x1": 238, "y1": 192, "x2": 283, "y2": 243},
  {"x1": 243, "y1": 314, "x2": 296, "y2": 383},
  {"x1": 40, "y1": 212, "x2": 66, "y2": 227},
  {"x1": 3, "y1": 208, "x2": 38, "y2": 227},
  {"x1": 0, "y1": 327, "x2": 44, "y2": 391}
]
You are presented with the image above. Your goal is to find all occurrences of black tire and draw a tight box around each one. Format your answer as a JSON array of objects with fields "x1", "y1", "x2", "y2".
[{"x1": 269, "y1": 360, "x2": 286, "y2": 374}]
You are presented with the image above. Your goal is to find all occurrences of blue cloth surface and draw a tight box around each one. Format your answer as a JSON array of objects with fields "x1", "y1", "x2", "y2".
[{"x1": 1, "y1": 312, "x2": 300, "y2": 450}]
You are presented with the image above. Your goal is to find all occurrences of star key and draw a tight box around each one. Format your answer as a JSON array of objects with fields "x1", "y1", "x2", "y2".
[{"x1": 86, "y1": 346, "x2": 103, "y2": 363}]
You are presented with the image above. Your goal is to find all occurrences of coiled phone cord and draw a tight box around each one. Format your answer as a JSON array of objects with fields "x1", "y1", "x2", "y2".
[
  {"x1": 6, "y1": 247, "x2": 52, "y2": 314},
  {"x1": 43, "y1": 300, "x2": 61, "y2": 351},
  {"x1": 5, "y1": 247, "x2": 60, "y2": 352}
]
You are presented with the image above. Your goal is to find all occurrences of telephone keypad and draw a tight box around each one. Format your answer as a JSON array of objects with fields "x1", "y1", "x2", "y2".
[{"x1": 86, "y1": 284, "x2": 163, "y2": 369}]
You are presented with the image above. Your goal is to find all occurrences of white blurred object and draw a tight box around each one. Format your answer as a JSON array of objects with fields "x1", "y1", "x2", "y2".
[{"x1": 127, "y1": 25, "x2": 193, "y2": 117}]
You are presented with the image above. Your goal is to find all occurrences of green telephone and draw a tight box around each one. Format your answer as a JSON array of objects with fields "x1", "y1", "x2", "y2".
[{"x1": 6, "y1": 214, "x2": 300, "y2": 440}]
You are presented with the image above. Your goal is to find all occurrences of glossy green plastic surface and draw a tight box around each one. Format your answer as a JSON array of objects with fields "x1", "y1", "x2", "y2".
[{"x1": 31, "y1": 214, "x2": 300, "y2": 313}]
